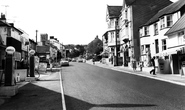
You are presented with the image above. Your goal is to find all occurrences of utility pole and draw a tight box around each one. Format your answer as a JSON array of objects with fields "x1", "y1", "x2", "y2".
[{"x1": 36, "y1": 30, "x2": 38, "y2": 44}]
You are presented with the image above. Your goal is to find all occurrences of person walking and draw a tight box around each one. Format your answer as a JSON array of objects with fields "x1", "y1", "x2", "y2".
[
  {"x1": 150, "y1": 56, "x2": 156, "y2": 75},
  {"x1": 139, "y1": 61, "x2": 143, "y2": 71},
  {"x1": 92, "y1": 56, "x2": 95, "y2": 64},
  {"x1": 132, "y1": 58, "x2": 137, "y2": 71}
]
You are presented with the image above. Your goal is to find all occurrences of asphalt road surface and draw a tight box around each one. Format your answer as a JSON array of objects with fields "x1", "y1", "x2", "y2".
[{"x1": 62, "y1": 62, "x2": 185, "y2": 110}]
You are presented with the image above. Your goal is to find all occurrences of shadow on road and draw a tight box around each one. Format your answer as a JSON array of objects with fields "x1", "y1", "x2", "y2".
[
  {"x1": 0, "y1": 82, "x2": 63, "y2": 110},
  {"x1": 65, "y1": 95, "x2": 157, "y2": 110}
]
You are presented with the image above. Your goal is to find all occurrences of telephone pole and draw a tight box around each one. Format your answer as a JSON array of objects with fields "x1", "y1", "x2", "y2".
[{"x1": 36, "y1": 30, "x2": 38, "y2": 44}]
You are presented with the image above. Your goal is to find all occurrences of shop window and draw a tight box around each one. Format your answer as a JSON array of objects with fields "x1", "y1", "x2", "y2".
[
  {"x1": 146, "y1": 44, "x2": 150, "y2": 53},
  {"x1": 165, "y1": 56, "x2": 169, "y2": 60},
  {"x1": 155, "y1": 39, "x2": 159, "y2": 53}
]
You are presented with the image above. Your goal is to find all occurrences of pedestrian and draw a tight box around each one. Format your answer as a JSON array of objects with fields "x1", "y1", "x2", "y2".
[
  {"x1": 93, "y1": 56, "x2": 95, "y2": 64},
  {"x1": 132, "y1": 58, "x2": 137, "y2": 71},
  {"x1": 139, "y1": 61, "x2": 143, "y2": 71},
  {"x1": 150, "y1": 56, "x2": 156, "y2": 75}
]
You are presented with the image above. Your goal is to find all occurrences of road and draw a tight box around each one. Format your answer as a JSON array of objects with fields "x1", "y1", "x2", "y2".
[
  {"x1": 62, "y1": 62, "x2": 185, "y2": 110},
  {"x1": 0, "y1": 70, "x2": 63, "y2": 110}
]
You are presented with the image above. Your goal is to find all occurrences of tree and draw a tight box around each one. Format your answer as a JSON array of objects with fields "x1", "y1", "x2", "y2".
[{"x1": 87, "y1": 35, "x2": 103, "y2": 56}]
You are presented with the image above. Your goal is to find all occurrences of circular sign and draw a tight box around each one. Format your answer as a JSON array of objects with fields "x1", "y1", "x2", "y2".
[
  {"x1": 29, "y1": 49, "x2": 35, "y2": 55},
  {"x1": 5, "y1": 46, "x2": 15, "y2": 55}
]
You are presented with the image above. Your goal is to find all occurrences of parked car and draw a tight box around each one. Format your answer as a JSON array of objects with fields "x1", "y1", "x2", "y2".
[
  {"x1": 71, "y1": 58, "x2": 76, "y2": 62},
  {"x1": 77, "y1": 58, "x2": 83, "y2": 63},
  {"x1": 60, "y1": 59, "x2": 69, "y2": 66}
]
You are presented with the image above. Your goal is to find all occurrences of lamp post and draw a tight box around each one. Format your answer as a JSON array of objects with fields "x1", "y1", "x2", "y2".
[
  {"x1": 115, "y1": 19, "x2": 119, "y2": 66},
  {"x1": 25, "y1": 41, "x2": 29, "y2": 77}
]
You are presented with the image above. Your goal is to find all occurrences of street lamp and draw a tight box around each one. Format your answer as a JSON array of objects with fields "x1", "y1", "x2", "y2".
[
  {"x1": 25, "y1": 41, "x2": 29, "y2": 77},
  {"x1": 115, "y1": 19, "x2": 119, "y2": 66}
]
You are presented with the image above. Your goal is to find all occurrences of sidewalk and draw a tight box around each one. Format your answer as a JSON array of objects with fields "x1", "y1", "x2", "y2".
[
  {"x1": 0, "y1": 68, "x2": 64, "y2": 110},
  {"x1": 86, "y1": 60, "x2": 185, "y2": 86}
]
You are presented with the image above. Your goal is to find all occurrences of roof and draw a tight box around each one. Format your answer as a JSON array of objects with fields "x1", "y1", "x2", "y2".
[
  {"x1": 124, "y1": 0, "x2": 172, "y2": 6},
  {"x1": 0, "y1": 20, "x2": 11, "y2": 27},
  {"x1": 144, "y1": 0, "x2": 184, "y2": 26},
  {"x1": 165, "y1": 13, "x2": 185, "y2": 35},
  {"x1": 107, "y1": 5, "x2": 122, "y2": 18},
  {"x1": 0, "y1": 21, "x2": 23, "y2": 34}
]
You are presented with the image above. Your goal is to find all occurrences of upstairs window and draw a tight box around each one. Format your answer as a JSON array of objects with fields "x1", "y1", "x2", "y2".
[
  {"x1": 162, "y1": 39, "x2": 167, "y2": 51},
  {"x1": 178, "y1": 31, "x2": 185, "y2": 45},
  {"x1": 144, "y1": 26, "x2": 149, "y2": 36},
  {"x1": 154, "y1": 23, "x2": 158, "y2": 35},
  {"x1": 160, "y1": 17, "x2": 165, "y2": 29},
  {"x1": 139, "y1": 28, "x2": 143, "y2": 37},
  {"x1": 167, "y1": 15, "x2": 173, "y2": 27}
]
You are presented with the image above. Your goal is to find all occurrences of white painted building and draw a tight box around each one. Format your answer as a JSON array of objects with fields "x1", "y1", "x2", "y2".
[{"x1": 139, "y1": 0, "x2": 185, "y2": 74}]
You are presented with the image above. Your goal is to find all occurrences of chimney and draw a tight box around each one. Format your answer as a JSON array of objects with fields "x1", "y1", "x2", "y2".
[
  {"x1": 50, "y1": 36, "x2": 54, "y2": 39},
  {"x1": 9, "y1": 23, "x2": 14, "y2": 27},
  {"x1": 0, "y1": 13, "x2": 6, "y2": 22}
]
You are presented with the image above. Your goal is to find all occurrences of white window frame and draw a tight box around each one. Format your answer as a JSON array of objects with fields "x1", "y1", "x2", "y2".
[
  {"x1": 144, "y1": 26, "x2": 149, "y2": 36},
  {"x1": 154, "y1": 23, "x2": 158, "y2": 35},
  {"x1": 178, "y1": 31, "x2": 185, "y2": 45},
  {"x1": 167, "y1": 15, "x2": 173, "y2": 27},
  {"x1": 160, "y1": 17, "x2": 165, "y2": 29}
]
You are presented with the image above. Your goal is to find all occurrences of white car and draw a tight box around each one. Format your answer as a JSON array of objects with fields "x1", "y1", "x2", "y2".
[{"x1": 60, "y1": 59, "x2": 69, "y2": 66}]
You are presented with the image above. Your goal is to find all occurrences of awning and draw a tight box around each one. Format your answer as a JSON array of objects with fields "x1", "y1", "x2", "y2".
[{"x1": 155, "y1": 46, "x2": 183, "y2": 56}]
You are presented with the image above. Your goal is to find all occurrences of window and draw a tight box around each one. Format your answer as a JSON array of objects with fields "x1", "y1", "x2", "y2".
[
  {"x1": 139, "y1": 28, "x2": 143, "y2": 37},
  {"x1": 141, "y1": 45, "x2": 144, "y2": 54},
  {"x1": 154, "y1": 23, "x2": 158, "y2": 35},
  {"x1": 155, "y1": 39, "x2": 159, "y2": 53},
  {"x1": 160, "y1": 17, "x2": 165, "y2": 29},
  {"x1": 167, "y1": 15, "x2": 173, "y2": 27},
  {"x1": 162, "y1": 39, "x2": 167, "y2": 51},
  {"x1": 178, "y1": 31, "x2": 185, "y2": 44},
  {"x1": 146, "y1": 45, "x2": 150, "y2": 53},
  {"x1": 144, "y1": 26, "x2": 149, "y2": 36},
  {"x1": 4, "y1": 27, "x2": 6, "y2": 32},
  {"x1": 110, "y1": 32, "x2": 114, "y2": 42}
]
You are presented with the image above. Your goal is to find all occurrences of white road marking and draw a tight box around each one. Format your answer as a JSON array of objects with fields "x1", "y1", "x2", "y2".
[{"x1": 59, "y1": 70, "x2": 66, "y2": 110}]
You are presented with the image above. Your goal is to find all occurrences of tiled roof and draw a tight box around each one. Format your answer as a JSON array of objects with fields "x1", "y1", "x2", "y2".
[
  {"x1": 107, "y1": 5, "x2": 122, "y2": 18},
  {"x1": 165, "y1": 13, "x2": 185, "y2": 35},
  {"x1": 144, "y1": 0, "x2": 184, "y2": 26}
]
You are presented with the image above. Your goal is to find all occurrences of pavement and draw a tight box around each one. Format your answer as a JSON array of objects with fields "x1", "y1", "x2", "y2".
[
  {"x1": 86, "y1": 60, "x2": 185, "y2": 87},
  {"x1": 0, "y1": 68, "x2": 65, "y2": 110}
]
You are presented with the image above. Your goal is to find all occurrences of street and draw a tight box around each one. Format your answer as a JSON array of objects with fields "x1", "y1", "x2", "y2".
[
  {"x1": 0, "y1": 70, "x2": 63, "y2": 110},
  {"x1": 62, "y1": 62, "x2": 185, "y2": 110}
]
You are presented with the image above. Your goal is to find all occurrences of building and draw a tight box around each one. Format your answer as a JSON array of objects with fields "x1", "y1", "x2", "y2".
[
  {"x1": 0, "y1": 13, "x2": 23, "y2": 69},
  {"x1": 139, "y1": 0, "x2": 185, "y2": 74},
  {"x1": 120, "y1": 0, "x2": 172, "y2": 67},
  {"x1": 105, "y1": 5, "x2": 122, "y2": 66}
]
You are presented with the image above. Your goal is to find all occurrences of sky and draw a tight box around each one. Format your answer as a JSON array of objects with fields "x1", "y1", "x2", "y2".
[{"x1": 0, "y1": 0, "x2": 178, "y2": 45}]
